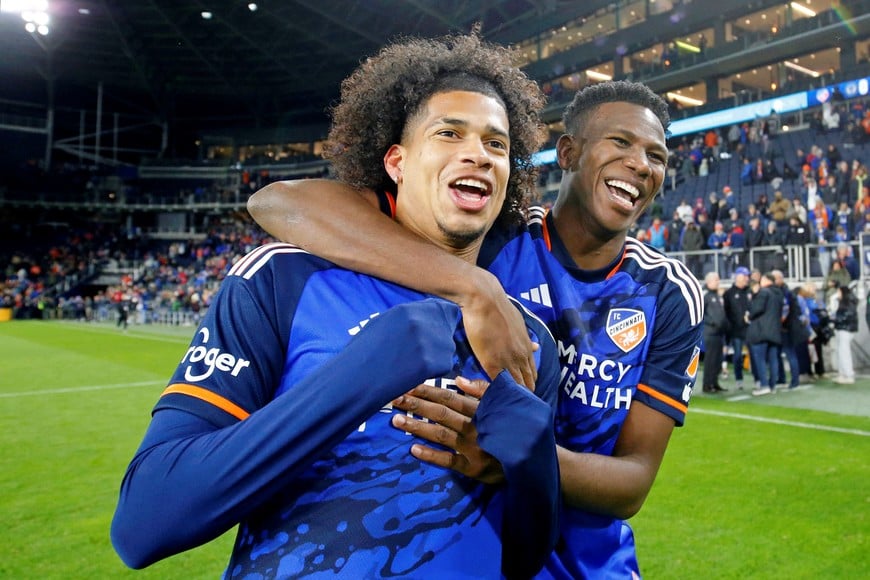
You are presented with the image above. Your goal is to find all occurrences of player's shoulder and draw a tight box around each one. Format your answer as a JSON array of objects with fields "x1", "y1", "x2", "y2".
[
  {"x1": 622, "y1": 238, "x2": 704, "y2": 326},
  {"x1": 508, "y1": 295, "x2": 557, "y2": 351},
  {"x1": 225, "y1": 242, "x2": 327, "y2": 280}
]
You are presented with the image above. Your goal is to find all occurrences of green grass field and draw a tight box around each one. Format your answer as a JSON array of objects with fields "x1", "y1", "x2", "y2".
[{"x1": 1, "y1": 320, "x2": 868, "y2": 579}]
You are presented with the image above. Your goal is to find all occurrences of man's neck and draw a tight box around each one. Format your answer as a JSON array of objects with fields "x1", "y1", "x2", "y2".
[{"x1": 551, "y1": 205, "x2": 626, "y2": 271}]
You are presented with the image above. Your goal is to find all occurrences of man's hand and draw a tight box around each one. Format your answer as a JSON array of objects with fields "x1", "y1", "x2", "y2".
[
  {"x1": 460, "y1": 270, "x2": 538, "y2": 389},
  {"x1": 391, "y1": 378, "x2": 505, "y2": 485}
]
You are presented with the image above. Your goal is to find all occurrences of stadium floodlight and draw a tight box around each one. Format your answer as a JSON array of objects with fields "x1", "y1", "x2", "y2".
[
  {"x1": 790, "y1": 2, "x2": 817, "y2": 18},
  {"x1": 785, "y1": 60, "x2": 821, "y2": 78},
  {"x1": 3, "y1": 1, "x2": 50, "y2": 35},
  {"x1": 0, "y1": 0, "x2": 48, "y2": 13},
  {"x1": 201, "y1": 11, "x2": 213, "y2": 19},
  {"x1": 248, "y1": 3, "x2": 258, "y2": 11}
]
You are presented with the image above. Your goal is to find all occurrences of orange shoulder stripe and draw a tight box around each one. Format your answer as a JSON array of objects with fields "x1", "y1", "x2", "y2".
[
  {"x1": 636, "y1": 383, "x2": 687, "y2": 415},
  {"x1": 161, "y1": 384, "x2": 250, "y2": 421}
]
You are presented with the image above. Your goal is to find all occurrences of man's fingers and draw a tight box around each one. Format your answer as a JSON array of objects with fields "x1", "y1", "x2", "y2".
[
  {"x1": 392, "y1": 414, "x2": 461, "y2": 449},
  {"x1": 409, "y1": 444, "x2": 466, "y2": 472},
  {"x1": 400, "y1": 384, "x2": 479, "y2": 416}
]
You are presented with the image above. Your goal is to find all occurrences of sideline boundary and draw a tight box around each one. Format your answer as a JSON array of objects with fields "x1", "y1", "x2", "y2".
[
  {"x1": 0, "y1": 380, "x2": 162, "y2": 398},
  {"x1": 691, "y1": 407, "x2": 870, "y2": 437}
]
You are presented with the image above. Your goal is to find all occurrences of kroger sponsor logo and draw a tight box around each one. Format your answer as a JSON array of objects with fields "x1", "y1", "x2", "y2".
[{"x1": 181, "y1": 328, "x2": 251, "y2": 382}]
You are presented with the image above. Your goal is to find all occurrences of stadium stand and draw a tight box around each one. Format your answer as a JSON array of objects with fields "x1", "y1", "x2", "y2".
[{"x1": 2, "y1": 0, "x2": 869, "y2": 324}]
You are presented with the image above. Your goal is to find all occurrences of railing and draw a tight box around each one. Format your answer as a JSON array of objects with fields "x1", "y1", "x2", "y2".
[{"x1": 671, "y1": 238, "x2": 869, "y2": 288}]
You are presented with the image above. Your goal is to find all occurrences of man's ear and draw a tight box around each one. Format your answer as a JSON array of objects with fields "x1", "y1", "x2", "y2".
[
  {"x1": 556, "y1": 133, "x2": 579, "y2": 172},
  {"x1": 384, "y1": 145, "x2": 404, "y2": 185}
]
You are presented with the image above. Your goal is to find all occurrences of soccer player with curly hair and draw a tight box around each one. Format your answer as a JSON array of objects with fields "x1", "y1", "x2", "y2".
[{"x1": 112, "y1": 33, "x2": 562, "y2": 579}]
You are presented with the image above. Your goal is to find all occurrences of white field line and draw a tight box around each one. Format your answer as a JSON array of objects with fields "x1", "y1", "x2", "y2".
[
  {"x1": 0, "y1": 380, "x2": 162, "y2": 398},
  {"x1": 14, "y1": 321, "x2": 192, "y2": 345},
  {"x1": 692, "y1": 408, "x2": 870, "y2": 437}
]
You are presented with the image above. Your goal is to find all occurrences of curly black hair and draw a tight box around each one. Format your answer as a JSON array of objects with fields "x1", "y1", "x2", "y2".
[
  {"x1": 324, "y1": 33, "x2": 546, "y2": 225},
  {"x1": 561, "y1": 80, "x2": 671, "y2": 138}
]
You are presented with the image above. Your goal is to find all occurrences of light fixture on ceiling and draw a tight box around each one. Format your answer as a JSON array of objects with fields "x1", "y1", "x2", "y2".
[
  {"x1": 586, "y1": 70, "x2": 612, "y2": 81},
  {"x1": 666, "y1": 92, "x2": 704, "y2": 106},
  {"x1": 790, "y1": 2, "x2": 817, "y2": 17},
  {"x1": 784, "y1": 60, "x2": 820, "y2": 77}
]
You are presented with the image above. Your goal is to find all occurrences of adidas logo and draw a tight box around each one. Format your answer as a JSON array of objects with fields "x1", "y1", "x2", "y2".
[
  {"x1": 348, "y1": 312, "x2": 380, "y2": 336},
  {"x1": 520, "y1": 283, "x2": 552, "y2": 307}
]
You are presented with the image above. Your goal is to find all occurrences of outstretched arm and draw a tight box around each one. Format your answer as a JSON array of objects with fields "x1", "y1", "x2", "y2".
[
  {"x1": 247, "y1": 179, "x2": 537, "y2": 387},
  {"x1": 395, "y1": 390, "x2": 672, "y2": 520}
]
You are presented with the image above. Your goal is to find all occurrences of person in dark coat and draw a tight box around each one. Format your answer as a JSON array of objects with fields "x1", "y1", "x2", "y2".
[
  {"x1": 702, "y1": 272, "x2": 728, "y2": 393},
  {"x1": 747, "y1": 273, "x2": 783, "y2": 395},
  {"x1": 723, "y1": 266, "x2": 753, "y2": 389}
]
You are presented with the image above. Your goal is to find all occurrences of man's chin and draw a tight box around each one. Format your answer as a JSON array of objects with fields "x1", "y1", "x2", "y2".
[{"x1": 439, "y1": 224, "x2": 485, "y2": 248}]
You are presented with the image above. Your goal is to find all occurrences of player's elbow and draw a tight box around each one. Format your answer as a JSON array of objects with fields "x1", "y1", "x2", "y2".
[
  {"x1": 246, "y1": 181, "x2": 286, "y2": 223},
  {"x1": 110, "y1": 509, "x2": 158, "y2": 570}
]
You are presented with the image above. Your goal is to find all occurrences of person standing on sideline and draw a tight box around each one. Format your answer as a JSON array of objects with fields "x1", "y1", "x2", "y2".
[
  {"x1": 112, "y1": 33, "x2": 562, "y2": 579},
  {"x1": 833, "y1": 284, "x2": 858, "y2": 384},
  {"x1": 702, "y1": 271, "x2": 728, "y2": 393},
  {"x1": 747, "y1": 273, "x2": 784, "y2": 395},
  {"x1": 723, "y1": 266, "x2": 753, "y2": 389},
  {"x1": 249, "y1": 80, "x2": 704, "y2": 579},
  {"x1": 772, "y1": 269, "x2": 801, "y2": 389}
]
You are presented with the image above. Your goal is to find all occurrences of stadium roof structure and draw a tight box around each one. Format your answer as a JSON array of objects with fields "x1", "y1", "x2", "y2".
[{"x1": 0, "y1": 0, "x2": 600, "y2": 138}]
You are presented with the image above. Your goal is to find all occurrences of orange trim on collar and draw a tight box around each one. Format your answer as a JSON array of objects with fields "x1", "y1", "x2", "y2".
[
  {"x1": 541, "y1": 209, "x2": 553, "y2": 252},
  {"x1": 605, "y1": 246, "x2": 628, "y2": 280},
  {"x1": 384, "y1": 191, "x2": 397, "y2": 218}
]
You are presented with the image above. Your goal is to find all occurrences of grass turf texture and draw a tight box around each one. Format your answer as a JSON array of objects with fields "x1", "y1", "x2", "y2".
[{"x1": 1, "y1": 320, "x2": 867, "y2": 578}]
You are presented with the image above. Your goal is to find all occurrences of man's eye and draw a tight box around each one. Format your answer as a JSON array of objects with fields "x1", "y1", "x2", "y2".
[
  {"x1": 438, "y1": 130, "x2": 459, "y2": 138},
  {"x1": 488, "y1": 140, "x2": 507, "y2": 150}
]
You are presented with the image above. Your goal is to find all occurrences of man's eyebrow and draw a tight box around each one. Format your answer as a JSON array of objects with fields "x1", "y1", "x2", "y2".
[
  {"x1": 612, "y1": 127, "x2": 667, "y2": 154},
  {"x1": 437, "y1": 117, "x2": 509, "y2": 139}
]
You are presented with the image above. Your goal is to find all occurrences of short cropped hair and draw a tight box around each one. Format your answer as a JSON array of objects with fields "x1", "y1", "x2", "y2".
[
  {"x1": 561, "y1": 80, "x2": 670, "y2": 138},
  {"x1": 325, "y1": 33, "x2": 546, "y2": 226}
]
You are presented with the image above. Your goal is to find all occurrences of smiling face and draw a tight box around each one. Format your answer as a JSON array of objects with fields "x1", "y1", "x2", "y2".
[
  {"x1": 385, "y1": 90, "x2": 510, "y2": 258},
  {"x1": 555, "y1": 101, "x2": 667, "y2": 240}
]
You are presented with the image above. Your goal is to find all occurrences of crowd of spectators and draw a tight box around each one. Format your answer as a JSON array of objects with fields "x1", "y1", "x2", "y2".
[
  {"x1": 1, "y1": 217, "x2": 272, "y2": 327},
  {"x1": 630, "y1": 98, "x2": 870, "y2": 283}
]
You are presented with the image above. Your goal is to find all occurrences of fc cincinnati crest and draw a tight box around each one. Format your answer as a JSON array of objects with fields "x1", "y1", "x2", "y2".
[{"x1": 606, "y1": 308, "x2": 647, "y2": 353}]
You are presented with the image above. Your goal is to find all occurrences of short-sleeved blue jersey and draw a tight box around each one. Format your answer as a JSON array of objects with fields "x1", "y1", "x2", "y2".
[
  {"x1": 479, "y1": 207, "x2": 704, "y2": 579},
  {"x1": 153, "y1": 243, "x2": 560, "y2": 579}
]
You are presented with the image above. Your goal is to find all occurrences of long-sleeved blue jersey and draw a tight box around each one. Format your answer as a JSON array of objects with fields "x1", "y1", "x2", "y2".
[
  {"x1": 480, "y1": 207, "x2": 703, "y2": 579},
  {"x1": 111, "y1": 243, "x2": 561, "y2": 579}
]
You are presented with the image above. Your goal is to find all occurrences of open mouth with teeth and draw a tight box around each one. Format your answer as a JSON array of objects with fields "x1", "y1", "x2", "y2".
[
  {"x1": 605, "y1": 179, "x2": 641, "y2": 210},
  {"x1": 450, "y1": 178, "x2": 491, "y2": 211}
]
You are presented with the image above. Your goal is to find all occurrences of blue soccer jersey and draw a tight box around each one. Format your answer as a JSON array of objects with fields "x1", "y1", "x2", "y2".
[
  {"x1": 113, "y1": 243, "x2": 560, "y2": 579},
  {"x1": 479, "y1": 207, "x2": 704, "y2": 579}
]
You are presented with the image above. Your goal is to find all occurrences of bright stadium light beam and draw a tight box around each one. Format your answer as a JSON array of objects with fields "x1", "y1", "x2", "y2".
[
  {"x1": 586, "y1": 70, "x2": 612, "y2": 81},
  {"x1": 790, "y1": 2, "x2": 817, "y2": 18},
  {"x1": 785, "y1": 60, "x2": 821, "y2": 78},
  {"x1": 675, "y1": 40, "x2": 700, "y2": 53},
  {"x1": 666, "y1": 92, "x2": 704, "y2": 106}
]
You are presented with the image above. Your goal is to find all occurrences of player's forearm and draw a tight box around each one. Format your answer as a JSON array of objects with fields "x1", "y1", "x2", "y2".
[
  {"x1": 247, "y1": 179, "x2": 486, "y2": 305},
  {"x1": 556, "y1": 446, "x2": 656, "y2": 520}
]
